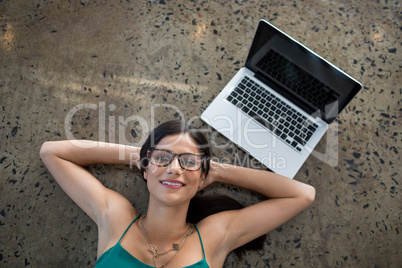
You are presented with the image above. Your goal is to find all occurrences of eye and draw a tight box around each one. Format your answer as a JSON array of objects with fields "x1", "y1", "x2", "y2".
[
  {"x1": 151, "y1": 151, "x2": 173, "y2": 165},
  {"x1": 181, "y1": 155, "x2": 200, "y2": 167},
  {"x1": 156, "y1": 155, "x2": 170, "y2": 161},
  {"x1": 185, "y1": 159, "x2": 196, "y2": 165}
]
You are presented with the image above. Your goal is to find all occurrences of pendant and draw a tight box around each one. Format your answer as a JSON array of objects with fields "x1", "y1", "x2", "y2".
[
  {"x1": 149, "y1": 244, "x2": 157, "y2": 254},
  {"x1": 172, "y1": 243, "x2": 179, "y2": 251}
]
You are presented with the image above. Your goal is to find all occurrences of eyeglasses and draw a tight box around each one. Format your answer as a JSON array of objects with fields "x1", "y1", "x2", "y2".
[{"x1": 147, "y1": 149, "x2": 205, "y2": 171}]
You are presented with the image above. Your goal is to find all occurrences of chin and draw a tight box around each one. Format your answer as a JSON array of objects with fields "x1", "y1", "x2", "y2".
[{"x1": 151, "y1": 192, "x2": 194, "y2": 207}]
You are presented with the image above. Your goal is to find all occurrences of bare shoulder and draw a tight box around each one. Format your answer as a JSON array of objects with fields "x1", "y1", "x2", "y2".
[
  {"x1": 103, "y1": 189, "x2": 138, "y2": 232},
  {"x1": 97, "y1": 189, "x2": 138, "y2": 256},
  {"x1": 196, "y1": 211, "x2": 238, "y2": 265}
]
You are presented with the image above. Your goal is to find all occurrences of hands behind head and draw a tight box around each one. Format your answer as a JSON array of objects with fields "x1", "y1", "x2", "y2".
[{"x1": 198, "y1": 159, "x2": 221, "y2": 191}]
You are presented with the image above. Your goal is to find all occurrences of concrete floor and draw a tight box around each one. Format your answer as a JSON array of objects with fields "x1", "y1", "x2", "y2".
[{"x1": 1, "y1": 0, "x2": 400, "y2": 267}]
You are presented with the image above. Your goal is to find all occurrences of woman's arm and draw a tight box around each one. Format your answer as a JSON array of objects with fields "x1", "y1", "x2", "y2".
[
  {"x1": 39, "y1": 140, "x2": 141, "y2": 224},
  {"x1": 203, "y1": 161, "x2": 315, "y2": 254}
]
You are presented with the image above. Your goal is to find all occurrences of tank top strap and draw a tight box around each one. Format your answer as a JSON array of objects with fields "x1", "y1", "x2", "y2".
[
  {"x1": 194, "y1": 224, "x2": 206, "y2": 259},
  {"x1": 118, "y1": 213, "x2": 142, "y2": 242}
]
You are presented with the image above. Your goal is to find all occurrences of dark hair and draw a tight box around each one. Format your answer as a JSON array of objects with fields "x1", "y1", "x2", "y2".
[{"x1": 140, "y1": 120, "x2": 266, "y2": 259}]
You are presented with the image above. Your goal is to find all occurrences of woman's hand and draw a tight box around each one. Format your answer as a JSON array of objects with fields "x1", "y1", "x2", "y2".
[{"x1": 198, "y1": 159, "x2": 220, "y2": 191}]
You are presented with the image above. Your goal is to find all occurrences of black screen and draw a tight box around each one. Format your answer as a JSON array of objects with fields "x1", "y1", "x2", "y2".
[{"x1": 245, "y1": 20, "x2": 362, "y2": 123}]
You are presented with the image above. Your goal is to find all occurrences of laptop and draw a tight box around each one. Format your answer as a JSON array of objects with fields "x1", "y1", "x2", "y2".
[{"x1": 201, "y1": 19, "x2": 362, "y2": 178}]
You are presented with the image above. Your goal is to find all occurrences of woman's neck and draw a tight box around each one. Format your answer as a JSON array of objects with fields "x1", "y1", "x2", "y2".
[{"x1": 142, "y1": 199, "x2": 191, "y2": 247}]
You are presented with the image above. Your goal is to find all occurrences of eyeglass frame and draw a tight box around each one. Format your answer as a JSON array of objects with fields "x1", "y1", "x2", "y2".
[{"x1": 146, "y1": 148, "x2": 207, "y2": 171}]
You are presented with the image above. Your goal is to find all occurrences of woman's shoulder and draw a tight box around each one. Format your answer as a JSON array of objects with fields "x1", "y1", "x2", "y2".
[
  {"x1": 195, "y1": 214, "x2": 233, "y2": 267},
  {"x1": 102, "y1": 190, "x2": 138, "y2": 229},
  {"x1": 195, "y1": 212, "x2": 236, "y2": 256},
  {"x1": 97, "y1": 192, "x2": 138, "y2": 256},
  {"x1": 105, "y1": 189, "x2": 137, "y2": 213},
  {"x1": 100, "y1": 190, "x2": 138, "y2": 232}
]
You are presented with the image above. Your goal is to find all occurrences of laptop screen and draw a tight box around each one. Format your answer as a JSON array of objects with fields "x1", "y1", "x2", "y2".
[{"x1": 245, "y1": 20, "x2": 362, "y2": 124}]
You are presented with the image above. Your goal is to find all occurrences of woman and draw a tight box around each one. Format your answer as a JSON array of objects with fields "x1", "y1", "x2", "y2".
[{"x1": 40, "y1": 120, "x2": 315, "y2": 267}]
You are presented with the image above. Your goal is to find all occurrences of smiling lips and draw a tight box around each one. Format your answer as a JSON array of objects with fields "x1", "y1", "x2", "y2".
[{"x1": 161, "y1": 179, "x2": 185, "y2": 189}]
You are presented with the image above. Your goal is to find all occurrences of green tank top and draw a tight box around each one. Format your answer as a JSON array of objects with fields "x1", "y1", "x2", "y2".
[{"x1": 95, "y1": 214, "x2": 210, "y2": 268}]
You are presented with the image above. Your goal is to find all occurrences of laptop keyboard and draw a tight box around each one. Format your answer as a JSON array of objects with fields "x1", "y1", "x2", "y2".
[
  {"x1": 226, "y1": 76, "x2": 319, "y2": 152},
  {"x1": 256, "y1": 50, "x2": 340, "y2": 111}
]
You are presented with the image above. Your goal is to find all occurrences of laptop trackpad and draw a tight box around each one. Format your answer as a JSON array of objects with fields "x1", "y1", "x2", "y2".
[
  {"x1": 234, "y1": 119, "x2": 292, "y2": 170},
  {"x1": 236, "y1": 119, "x2": 278, "y2": 150}
]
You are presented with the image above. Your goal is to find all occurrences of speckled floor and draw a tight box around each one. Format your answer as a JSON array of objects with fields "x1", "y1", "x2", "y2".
[{"x1": 0, "y1": 0, "x2": 400, "y2": 267}]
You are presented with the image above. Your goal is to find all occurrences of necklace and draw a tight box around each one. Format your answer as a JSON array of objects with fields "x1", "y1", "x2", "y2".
[{"x1": 139, "y1": 214, "x2": 194, "y2": 268}]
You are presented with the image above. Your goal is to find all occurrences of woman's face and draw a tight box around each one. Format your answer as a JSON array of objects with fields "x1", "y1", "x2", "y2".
[{"x1": 143, "y1": 133, "x2": 206, "y2": 206}]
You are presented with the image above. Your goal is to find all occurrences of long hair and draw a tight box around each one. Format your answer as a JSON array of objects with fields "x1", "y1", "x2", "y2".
[{"x1": 139, "y1": 120, "x2": 266, "y2": 259}]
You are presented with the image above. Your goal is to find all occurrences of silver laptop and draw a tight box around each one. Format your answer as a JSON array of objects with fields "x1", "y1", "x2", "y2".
[{"x1": 201, "y1": 19, "x2": 362, "y2": 178}]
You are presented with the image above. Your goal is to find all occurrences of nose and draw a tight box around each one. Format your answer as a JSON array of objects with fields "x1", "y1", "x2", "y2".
[{"x1": 166, "y1": 156, "x2": 184, "y2": 174}]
